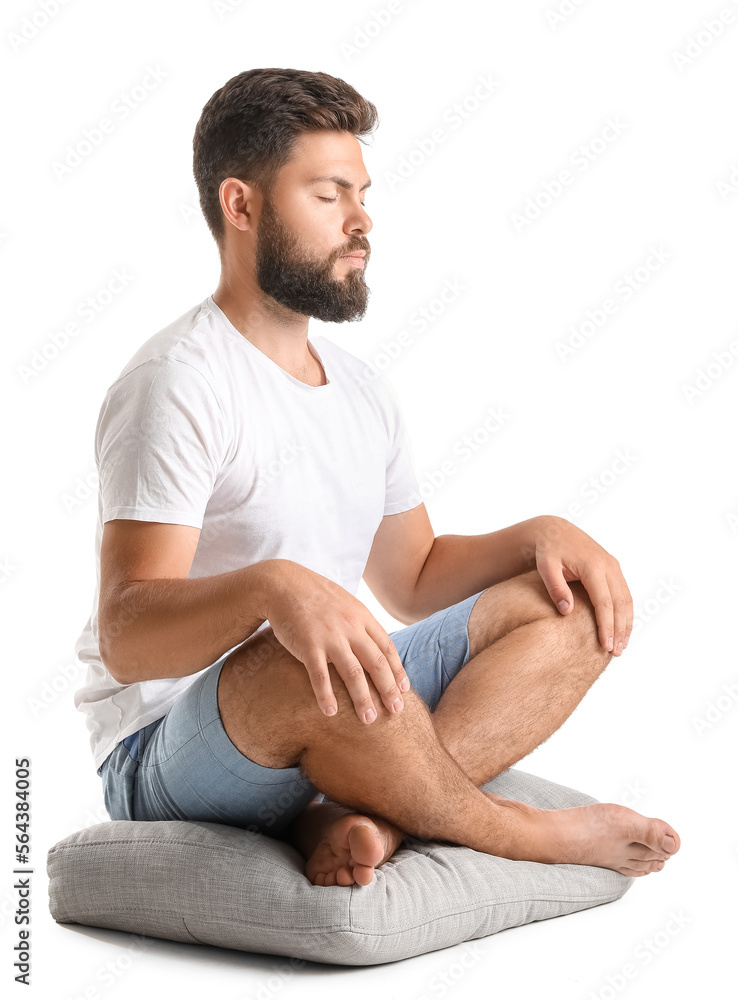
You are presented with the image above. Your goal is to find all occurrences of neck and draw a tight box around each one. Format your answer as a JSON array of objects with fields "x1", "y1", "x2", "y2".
[{"x1": 212, "y1": 267, "x2": 313, "y2": 372}]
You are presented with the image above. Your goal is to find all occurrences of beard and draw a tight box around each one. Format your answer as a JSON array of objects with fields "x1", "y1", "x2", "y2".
[{"x1": 254, "y1": 194, "x2": 370, "y2": 323}]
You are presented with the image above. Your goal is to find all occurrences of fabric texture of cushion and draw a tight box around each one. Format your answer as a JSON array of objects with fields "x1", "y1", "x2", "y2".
[{"x1": 47, "y1": 767, "x2": 632, "y2": 966}]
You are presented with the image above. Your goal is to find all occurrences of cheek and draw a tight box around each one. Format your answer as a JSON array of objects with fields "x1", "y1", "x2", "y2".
[
  {"x1": 277, "y1": 194, "x2": 344, "y2": 258},
  {"x1": 293, "y1": 213, "x2": 330, "y2": 249}
]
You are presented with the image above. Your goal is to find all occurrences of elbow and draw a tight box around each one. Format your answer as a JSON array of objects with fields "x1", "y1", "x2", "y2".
[
  {"x1": 98, "y1": 589, "x2": 139, "y2": 684},
  {"x1": 99, "y1": 638, "x2": 129, "y2": 685},
  {"x1": 390, "y1": 599, "x2": 419, "y2": 627},
  {"x1": 98, "y1": 608, "x2": 134, "y2": 684}
]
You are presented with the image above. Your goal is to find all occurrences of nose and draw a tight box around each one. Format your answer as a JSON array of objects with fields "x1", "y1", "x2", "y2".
[{"x1": 344, "y1": 203, "x2": 372, "y2": 237}]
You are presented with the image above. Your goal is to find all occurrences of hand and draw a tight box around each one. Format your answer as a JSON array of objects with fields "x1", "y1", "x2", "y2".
[
  {"x1": 259, "y1": 560, "x2": 411, "y2": 723},
  {"x1": 530, "y1": 516, "x2": 633, "y2": 656}
]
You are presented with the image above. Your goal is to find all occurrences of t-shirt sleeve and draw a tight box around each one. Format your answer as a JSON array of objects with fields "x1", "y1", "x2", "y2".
[
  {"x1": 378, "y1": 374, "x2": 422, "y2": 516},
  {"x1": 96, "y1": 356, "x2": 227, "y2": 529}
]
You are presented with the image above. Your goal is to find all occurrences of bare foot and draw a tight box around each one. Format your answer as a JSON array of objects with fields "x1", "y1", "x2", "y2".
[
  {"x1": 483, "y1": 792, "x2": 681, "y2": 877},
  {"x1": 296, "y1": 801, "x2": 405, "y2": 887}
]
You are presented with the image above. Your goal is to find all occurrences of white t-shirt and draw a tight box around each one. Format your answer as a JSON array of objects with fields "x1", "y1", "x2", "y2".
[{"x1": 74, "y1": 294, "x2": 422, "y2": 772}]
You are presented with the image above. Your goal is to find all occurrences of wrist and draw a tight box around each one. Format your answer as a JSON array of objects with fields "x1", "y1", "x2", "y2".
[
  {"x1": 516, "y1": 515, "x2": 567, "y2": 568},
  {"x1": 530, "y1": 514, "x2": 567, "y2": 545},
  {"x1": 248, "y1": 558, "x2": 296, "y2": 621}
]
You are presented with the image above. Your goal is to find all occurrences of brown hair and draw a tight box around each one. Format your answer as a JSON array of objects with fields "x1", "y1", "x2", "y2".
[{"x1": 193, "y1": 68, "x2": 378, "y2": 249}]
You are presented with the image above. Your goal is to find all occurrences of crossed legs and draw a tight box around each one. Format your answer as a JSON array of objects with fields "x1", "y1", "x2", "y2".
[{"x1": 217, "y1": 570, "x2": 680, "y2": 885}]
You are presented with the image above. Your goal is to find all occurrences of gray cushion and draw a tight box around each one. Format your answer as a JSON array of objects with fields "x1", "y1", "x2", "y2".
[{"x1": 47, "y1": 767, "x2": 632, "y2": 966}]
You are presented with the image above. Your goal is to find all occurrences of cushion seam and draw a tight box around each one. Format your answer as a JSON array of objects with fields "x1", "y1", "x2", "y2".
[
  {"x1": 54, "y1": 892, "x2": 622, "y2": 933},
  {"x1": 48, "y1": 838, "x2": 291, "y2": 853}
]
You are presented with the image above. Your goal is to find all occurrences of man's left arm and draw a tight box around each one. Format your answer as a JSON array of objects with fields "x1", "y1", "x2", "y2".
[{"x1": 362, "y1": 504, "x2": 633, "y2": 657}]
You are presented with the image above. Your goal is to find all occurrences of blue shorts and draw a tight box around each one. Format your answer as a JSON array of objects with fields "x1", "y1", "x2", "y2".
[{"x1": 99, "y1": 589, "x2": 485, "y2": 839}]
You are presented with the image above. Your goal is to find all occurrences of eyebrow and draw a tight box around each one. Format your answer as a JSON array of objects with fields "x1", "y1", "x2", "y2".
[{"x1": 307, "y1": 175, "x2": 372, "y2": 192}]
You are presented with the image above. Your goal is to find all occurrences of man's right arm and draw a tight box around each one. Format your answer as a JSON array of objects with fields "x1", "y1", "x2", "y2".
[
  {"x1": 97, "y1": 517, "x2": 411, "y2": 724},
  {"x1": 97, "y1": 519, "x2": 285, "y2": 684}
]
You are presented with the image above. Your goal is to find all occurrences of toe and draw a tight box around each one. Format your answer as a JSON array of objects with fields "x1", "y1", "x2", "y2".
[
  {"x1": 640, "y1": 820, "x2": 678, "y2": 856},
  {"x1": 661, "y1": 833, "x2": 676, "y2": 854},
  {"x1": 628, "y1": 844, "x2": 667, "y2": 862},
  {"x1": 351, "y1": 863, "x2": 375, "y2": 887},
  {"x1": 349, "y1": 822, "x2": 385, "y2": 869},
  {"x1": 662, "y1": 827, "x2": 680, "y2": 854},
  {"x1": 625, "y1": 858, "x2": 663, "y2": 873},
  {"x1": 336, "y1": 865, "x2": 355, "y2": 886}
]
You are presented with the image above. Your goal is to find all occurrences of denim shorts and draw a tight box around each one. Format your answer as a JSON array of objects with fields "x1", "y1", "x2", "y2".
[{"x1": 99, "y1": 589, "x2": 485, "y2": 839}]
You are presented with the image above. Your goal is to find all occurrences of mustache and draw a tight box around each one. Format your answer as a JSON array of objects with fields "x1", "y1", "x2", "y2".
[{"x1": 337, "y1": 241, "x2": 370, "y2": 259}]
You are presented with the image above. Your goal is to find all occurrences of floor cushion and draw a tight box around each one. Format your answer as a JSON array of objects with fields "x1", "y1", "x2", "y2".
[{"x1": 47, "y1": 766, "x2": 632, "y2": 966}]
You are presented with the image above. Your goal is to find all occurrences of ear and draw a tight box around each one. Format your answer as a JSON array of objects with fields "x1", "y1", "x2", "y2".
[{"x1": 219, "y1": 177, "x2": 257, "y2": 235}]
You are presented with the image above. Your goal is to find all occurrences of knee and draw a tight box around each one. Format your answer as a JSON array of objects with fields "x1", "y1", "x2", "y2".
[
  {"x1": 467, "y1": 569, "x2": 609, "y2": 660},
  {"x1": 307, "y1": 659, "x2": 423, "y2": 743},
  {"x1": 517, "y1": 571, "x2": 608, "y2": 656},
  {"x1": 468, "y1": 569, "x2": 556, "y2": 653},
  {"x1": 564, "y1": 580, "x2": 609, "y2": 654},
  {"x1": 276, "y1": 657, "x2": 428, "y2": 784},
  {"x1": 222, "y1": 626, "x2": 418, "y2": 743}
]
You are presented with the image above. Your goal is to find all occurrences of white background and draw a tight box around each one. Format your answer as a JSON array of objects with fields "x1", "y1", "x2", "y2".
[{"x1": 3, "y1": 0, "x2": 737, "y2": 997}]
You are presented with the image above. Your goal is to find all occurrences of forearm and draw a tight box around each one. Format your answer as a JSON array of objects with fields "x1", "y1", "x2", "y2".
[
  {"x1": 407, "y1": 516, "x2": 553, "y2": 621},
  {"x1": 99, "y1": 558, "x2": 292, "y2": 684}
]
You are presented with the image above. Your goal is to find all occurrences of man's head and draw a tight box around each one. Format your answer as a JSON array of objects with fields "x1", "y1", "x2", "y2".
[{"x1": 193, "y1": 68, "x2": 377, "y2": 323}]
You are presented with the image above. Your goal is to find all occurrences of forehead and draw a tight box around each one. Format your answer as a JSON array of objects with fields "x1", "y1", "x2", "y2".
[{"x1": 279, "y1": 129, "x2": 370, "y2": 187}]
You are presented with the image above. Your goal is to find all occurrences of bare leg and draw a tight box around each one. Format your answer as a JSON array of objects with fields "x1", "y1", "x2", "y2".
[
  {"x1": 431, "y1": 570, "x2": 613, "y2": 784},
  {"x1": 217, "y1": 614, "x2": 680, "y2": 886},
  {"x1": 288, "y1": 570, "x2": 616, "y2": 884}
]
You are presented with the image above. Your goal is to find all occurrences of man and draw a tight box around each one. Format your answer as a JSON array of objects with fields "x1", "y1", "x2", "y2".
[{"x1": 74, "y1": 68, "x2": 680, "y2": 889}]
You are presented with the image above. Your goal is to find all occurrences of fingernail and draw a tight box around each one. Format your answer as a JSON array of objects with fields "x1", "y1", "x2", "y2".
[
  {"x1": 557, "y1": 599, "x2": 570, "y2": 612},
  {"x1": 616, "y1": 642, "x2": 623, "y2": 655},
  {"x1": 662, "y1": 834, "x2": 676, "y2": 853},
  {"x1": 623, "y1": 636, "x2": 629, "y2": 649},
  {"x1": 364, "y1": 708, "x2": 376, "y2": 724},
  {"x1": 325, "y1": 704, "x2": 336, "y2": 716},
  {"x1": 391, "y1": 697, "x2": 404, "y2": 713},
  {"x1": 399, "y1": 677, "x2": 410, "y2": 692},
  {"x1": 607, "y1": 636, "x2": 614, "y2": 651}
]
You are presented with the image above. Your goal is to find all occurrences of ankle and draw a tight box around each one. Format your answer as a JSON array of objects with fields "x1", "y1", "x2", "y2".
[{"x1": 483, "y1": 794, "x2": 554, "y2": 862}]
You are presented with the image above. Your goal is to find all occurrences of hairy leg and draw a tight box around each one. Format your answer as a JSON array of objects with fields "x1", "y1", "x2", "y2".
[
  {"x1": 432, "y1": 570, "x2": 613, "y2": 784},
  {"x1": 289, "y1": 569, "x2": 614, "y2": 883},
  {"x1": 218, "y1": 622, "x2": 679, "y2": 885}
]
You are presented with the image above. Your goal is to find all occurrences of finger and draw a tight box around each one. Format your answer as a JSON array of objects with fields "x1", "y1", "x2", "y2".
[
  {"x1": 302, "y1": 652, "x2": 339, "y2": 717},
  {"x1": 578, "y1": 569, "x2": 615, "y2": 653},
  {"x1": 624, "y1": 580, "x2": 633, "y2": 647},
  {"x1": 364, "y1": 623, "x2": 411, "y2": 693},
  {"x1": 324, "y1": 639, "x2": 378, "y2": 724},
  {"x1": 609, "y1": 571, "x2": 633, "y2": 656},
  {"x1": 619, "y1": 574, "x2": 634, "y2": 652},
  {"x1": 536, "y1": 558, "x2": 575, "y2": 614},
  {"x1": 352, "y1": 631, "x2": 406, "y2": 715}
]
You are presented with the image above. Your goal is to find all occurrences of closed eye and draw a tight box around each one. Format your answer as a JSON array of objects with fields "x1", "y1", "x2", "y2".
[{"x1": 318, "y1": 196, "x2": 366, "y2": 207}]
